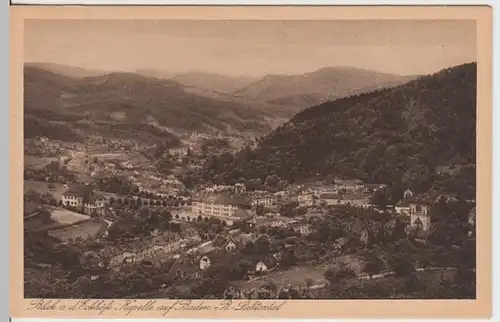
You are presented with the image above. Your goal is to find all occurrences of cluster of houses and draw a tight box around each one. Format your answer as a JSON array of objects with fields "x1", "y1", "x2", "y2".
[
  {"x1": 133, "y1": 174, "x2": 186, "y2": 198},
  {"x1": 296, "y1": 180, "x2": 386, "y2": 208},
  {"x1": 56, "y1": 172, "x2": 473, "y2": 239},
  {"x1": 61, "y1": 185, "x2": 107, "y2": 216},
  {"x1": 202, "y1": 183, "x2": 247, "y2": 194},
  {"x1": 60, "y1": 177, "x2": 189, "y2": 217}
]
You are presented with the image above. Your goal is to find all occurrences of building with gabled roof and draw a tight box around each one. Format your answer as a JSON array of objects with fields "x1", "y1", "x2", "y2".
[
  {"x1": 61, "y1": 184, "x2": 91, "y2": 208},
  {"x1": 255, "y1": 256, "x2": 278, "y2": 273},
  {"x1": 84, "y1": 194, "x2": 106, "y2": 216}
]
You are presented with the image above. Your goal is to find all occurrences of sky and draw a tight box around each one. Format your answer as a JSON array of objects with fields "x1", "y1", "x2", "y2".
[{"x1": 24, "y1": 19, "x2": 477, "y2": 77}]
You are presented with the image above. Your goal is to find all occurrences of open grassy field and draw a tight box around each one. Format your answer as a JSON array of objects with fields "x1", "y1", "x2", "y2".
[
  {"x1": 24, "y1": 180, "x2": 68, "y2": 200},
  {"x1": 50, "y1": 208, "x2": 90, "y2": 225},
  {"x1": 25, "y1": 207, "x2": 90, "y2": 232},
  {"x1": 48, "y1": 219, "x2": 107, "y2": 242},
  {"x1": 88, "y1": 151, "x2": 149, "y2": 164},
  {"x1": 233, "y1": 264, "x2": 329, "y2": 290}
]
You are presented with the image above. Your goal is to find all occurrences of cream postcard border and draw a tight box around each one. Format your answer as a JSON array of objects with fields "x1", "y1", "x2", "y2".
[{"x1": 10, "y1": 5, "x2": 493, "y2": 319}]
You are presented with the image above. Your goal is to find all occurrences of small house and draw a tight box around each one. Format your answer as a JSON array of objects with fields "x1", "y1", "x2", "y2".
[
  {"x1": 255, "y1": 260, "x2": 268, "y2": 272},
  {"x1": 298, "y1": 193, "x2": 315, "y2": 207},
  {"x1": 199, "y1": 256, "x2": 211, "y2": 270},
  {"x1": 84, "y1": 195, "x2": 106, "y2": 216},
  {"x1": 333, "y1": 179, "x2": 364, "y2": 192},
  {"x1": 255, "y1": 257, "x2": 277, "y2": 273},
  {"x1": 223, "y1": 237, "x2": 238, "y2": 252}
]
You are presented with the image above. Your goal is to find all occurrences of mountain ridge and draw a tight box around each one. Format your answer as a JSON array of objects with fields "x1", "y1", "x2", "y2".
[
  {"x1": 194, "y1": 62, "x2": 476, "y2": 198},
  {"x1": 23, "y1": 65, "x2": 273, "y2": 142},
  {"x1": 233, "y1": 66, "x2": 419, "y2": 108}
]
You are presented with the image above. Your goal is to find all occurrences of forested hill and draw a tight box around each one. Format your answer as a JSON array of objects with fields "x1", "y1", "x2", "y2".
[
  {"x1": 197, "y1": 63, "x2": 476, "y2": 196},
  {"x1": 24, "y1": 66, "x2": 274, "y2": 142}
]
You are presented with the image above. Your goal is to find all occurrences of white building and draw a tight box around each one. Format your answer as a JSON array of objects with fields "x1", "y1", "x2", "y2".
[
  {"x1": 333, "y1": 179, "x2": 364, "y2": 192},
  {"x1": 62, "y1": 185, "x2": 106, "y2": 215},
  {"x1": 61, "y1": 186, "x2": 87, "y2": 208},
  {"x1": 319, "y1": 192, "x2": 371, "y2": 208},
  {"x1": 251, "y1": 195, "x2": 275, "y2": 207},
  {"x1": 255, "y1": 261, "x2": 269, "y2": 272},
  {"x1": 192, "y1": 195, "x2": 249, "y2": 219},
  {"x1": 84, "y1": 195, "x2": 106, "y2": 216},
  {"x1": 395, "y1": 201, "x2": 412, "y2": 215},
  {"x1": 409, "y1": 203, "x2": 431, "y2": 231},
  {"x1": 298, "y1": 193, "x2": 315, "y2": 207}
]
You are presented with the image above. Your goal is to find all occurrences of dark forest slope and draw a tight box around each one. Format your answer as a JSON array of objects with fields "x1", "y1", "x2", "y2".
[{"x1": 198, "y1": 63, "x2": 476, "y2": 196}]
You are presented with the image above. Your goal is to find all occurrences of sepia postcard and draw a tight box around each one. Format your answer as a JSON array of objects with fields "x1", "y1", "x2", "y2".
[{"x1": 10, "y1": 5, "x2": 492, "y2": 319}]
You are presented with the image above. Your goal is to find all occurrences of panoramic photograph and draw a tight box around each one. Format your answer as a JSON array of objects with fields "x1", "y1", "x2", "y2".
[{"x1": 23, "y1": 19, "x2": 477, "y2": 300}]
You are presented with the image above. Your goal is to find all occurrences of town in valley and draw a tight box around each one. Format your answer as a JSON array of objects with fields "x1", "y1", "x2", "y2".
[{"x1": 23, "y1": 19, "x2": 477, "y2": 300}]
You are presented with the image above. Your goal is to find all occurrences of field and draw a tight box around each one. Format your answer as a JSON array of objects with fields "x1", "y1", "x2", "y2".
[
  {"x1": 233, "y1": 264, "x2": 329, "y2": 290},
  {"x1": 48, "y1": 219, "x2": 108, "y2": 242},
  {"x1": 24, "y1": 180, "x2": 68, "y2": 200},
  {"x1": 50, "y1": 208, "x2": 90, "y2": 225},
  {"x1": 89, "y1": 151, "x2": 149, "y2": 165}
]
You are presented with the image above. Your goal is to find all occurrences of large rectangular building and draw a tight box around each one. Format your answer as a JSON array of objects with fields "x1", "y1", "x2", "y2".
[{"x1": 192, "y1": 194, "x2": 249, "y2": 219}]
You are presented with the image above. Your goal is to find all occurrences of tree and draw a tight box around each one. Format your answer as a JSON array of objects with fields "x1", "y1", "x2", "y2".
[
  {"x1": 364, "y1": 260, "x2": 382, "y2": 279},
  {"x1": 324, "y1": 262, "x2": 355, "y2": 284},
  {"x1": 39, "y1": 208, "x2": 52, "y2": 224},
  {"x1": 263, "y1": 280, "x2": 278, "y2": 293},
  {"x1": 255, "y1": 205, "x2": 265, "y2": 216},
  {"x1": 371, "y1": 189, "x2": 388, "y2": 209},
  {"x1": 389, "y1": 256, "x2": 415, "y2": 278},
  {"x1": 430, "y1": 197, "x2": 448, "y2": 224},
  {"x1": 254, "y1": 236, "x2": 270, "y2": 254}
]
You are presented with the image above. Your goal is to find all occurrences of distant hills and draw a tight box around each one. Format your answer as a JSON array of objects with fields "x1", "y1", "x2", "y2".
[
  {"x1": 169, "y1": 72, "x2": 258, "y2": 94},
  {"x1": 197, "y1": 63, "x2": 476, "y2": 198},
  {"x1": 23, "y1": 66, "x2": 273, "y2": 143},
  {"x1": 24, "y1": 63, "x2": 420, "y2": 119},
  {"x1": 24, "y1": 62, "x2": 109, "y2": 78},
  {"x1": 233, "y1": 67, "x2": 418, "y2": 109},
  {"x1": 166, "y1": 66, "x2": 418, "y2": 112},
  {"x1": 23, "y1": 62, "x2": 425, "y2": 146}
]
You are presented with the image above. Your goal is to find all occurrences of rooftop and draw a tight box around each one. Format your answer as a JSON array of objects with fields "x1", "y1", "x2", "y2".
[{"x1": 87, "y1": 194, "x2": 105, "y2": 204}]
